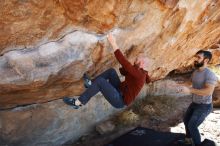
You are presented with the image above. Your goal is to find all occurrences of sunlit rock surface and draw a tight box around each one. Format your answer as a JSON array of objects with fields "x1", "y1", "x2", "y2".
[{"x1": 1, "y1": 0, "x2": 220, "y2": 109}]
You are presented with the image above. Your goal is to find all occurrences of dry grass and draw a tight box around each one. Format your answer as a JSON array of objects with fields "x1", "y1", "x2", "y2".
[{"x1": 115, "y1": 95, "x2": 178, "y2": 127}]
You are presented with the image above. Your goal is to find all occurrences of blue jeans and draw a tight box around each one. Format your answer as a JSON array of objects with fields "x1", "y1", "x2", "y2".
[
  {"x1": 78, "y1": 68, "x2": 124, "y2": 108},
  {"x1": 183, "y1": 102, "x2": 212, "y2": 145}
]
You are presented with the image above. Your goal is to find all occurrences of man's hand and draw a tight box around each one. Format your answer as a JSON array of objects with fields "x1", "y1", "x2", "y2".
[
  {"x1": 190, "y1": 83, "x2": 216, "y2": 96},
  {"x1": 107, "y1": 33, "x2": 118, "y2": 52}
]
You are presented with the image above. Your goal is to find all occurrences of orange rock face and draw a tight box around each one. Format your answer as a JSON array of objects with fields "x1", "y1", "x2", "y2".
[
  {"x1": 213, "y1": 86, "x2": 220, "y2": 107},
  {"x1": 0, "y1": 0, "x2": 68, "y2": 54},
  {"x1": 1, "y1": 0, "x2": 220, "y2": 109}
]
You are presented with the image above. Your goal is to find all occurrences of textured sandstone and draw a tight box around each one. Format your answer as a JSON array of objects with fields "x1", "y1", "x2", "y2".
[
  {"x1": 1, "y1": 0, "x2": 220, "y2": 145},
  {"x1": 1, "y1": 0, "x2": 220, "y2": 109},
  {"x1": 213, "y1": 86, "x2": 220, "y2": 107},
  {"x1": 0, "y1": 94, "x2": 121, "y2": 146}
]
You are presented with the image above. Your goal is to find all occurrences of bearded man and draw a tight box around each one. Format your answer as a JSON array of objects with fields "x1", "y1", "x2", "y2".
[{"x1": 176, "y1": 50, "x2": 217, "y2": 146}]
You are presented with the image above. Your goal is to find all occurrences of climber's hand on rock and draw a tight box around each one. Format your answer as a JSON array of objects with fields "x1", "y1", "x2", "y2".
[{"x1": 107, "y1": 33, "x2": 118, "y2": 52}]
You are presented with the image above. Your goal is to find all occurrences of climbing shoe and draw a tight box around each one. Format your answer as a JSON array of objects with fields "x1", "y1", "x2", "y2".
[
  {"x1": 83, "y1": 73, "x2": 92, "y2": 88},
  {"x1": 63, "y1": 97, "x2": 81, "y2": 109}
]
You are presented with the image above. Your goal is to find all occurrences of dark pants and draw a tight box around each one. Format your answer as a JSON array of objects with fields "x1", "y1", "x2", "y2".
[
  {"x1": 78, "y1": 68, "x2": 124, "y2": 108},
  {"x1": 183, "y1": 102, "x2": 212, "y2": 145}
]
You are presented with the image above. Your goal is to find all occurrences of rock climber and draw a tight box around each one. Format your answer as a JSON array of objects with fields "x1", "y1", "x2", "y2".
[{"x1": 63, "y1": 33, "x2": 151, "y2": 109}]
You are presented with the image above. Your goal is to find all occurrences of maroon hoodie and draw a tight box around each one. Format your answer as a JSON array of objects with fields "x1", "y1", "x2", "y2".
[{"x1": 114, "y1": 49, "x2": 150, "y2": 105}]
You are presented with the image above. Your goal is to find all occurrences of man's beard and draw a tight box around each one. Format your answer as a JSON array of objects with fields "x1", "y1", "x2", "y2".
[{"x1": 194, "y1": 59, "x2": 204, "y2": 68}]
